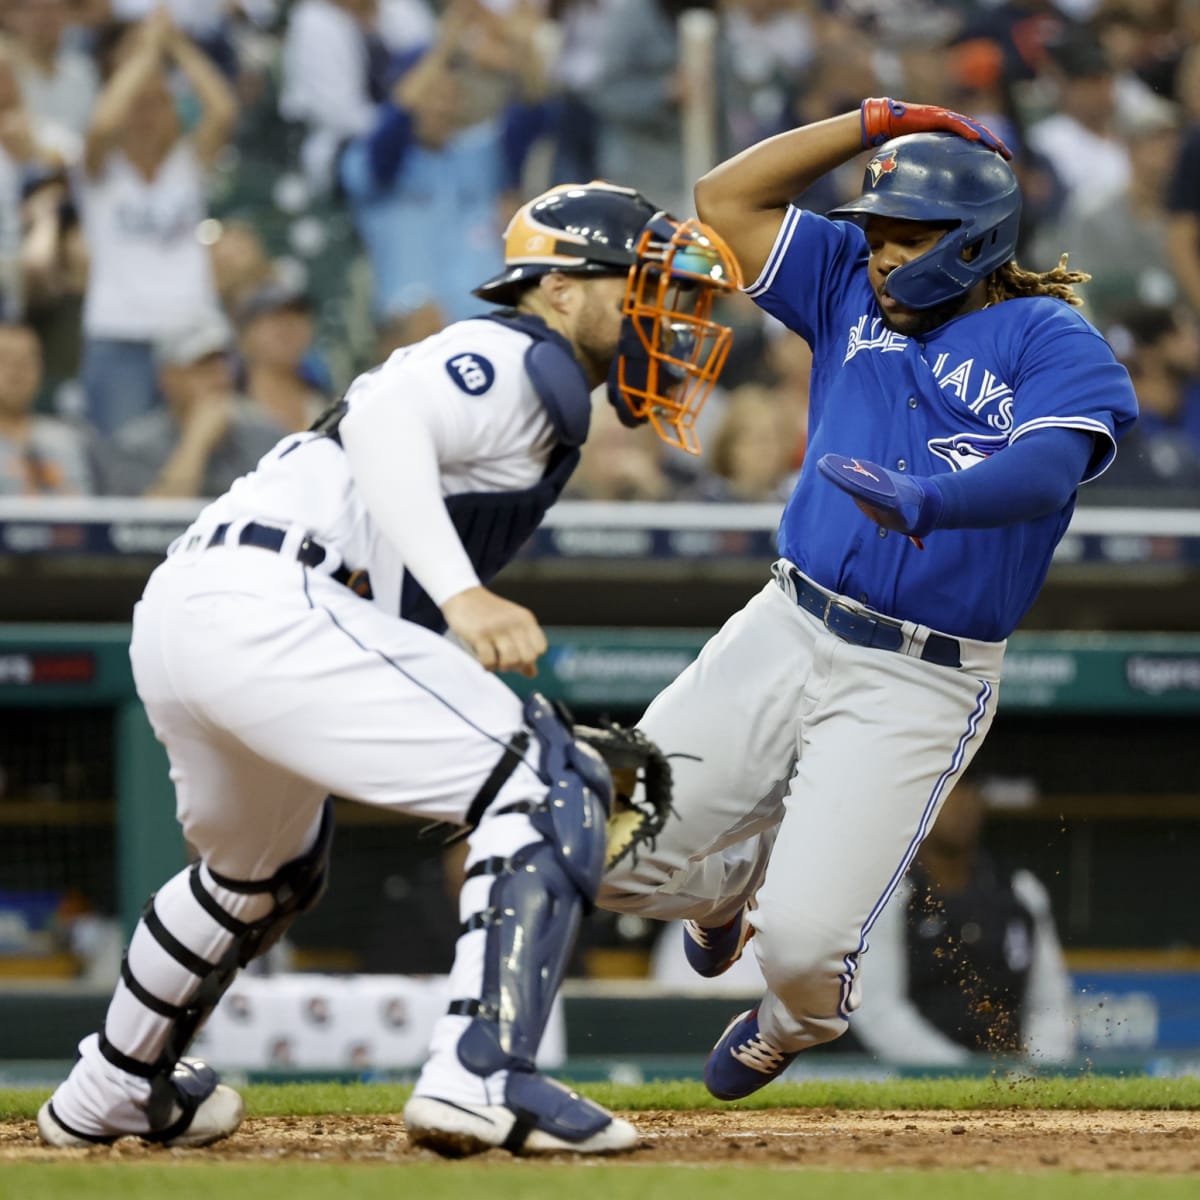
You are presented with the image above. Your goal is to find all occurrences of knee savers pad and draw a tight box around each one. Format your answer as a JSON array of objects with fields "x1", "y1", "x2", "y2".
[
  {"x1": 209, "y1": 796, "x2": 336, "y2": 964},
  {"x1": 456, "y1": 837, "x2": 585, "y2": 1076},
  {"x1": 521, "y1": 693, "x2": 612, "y2": 899}
]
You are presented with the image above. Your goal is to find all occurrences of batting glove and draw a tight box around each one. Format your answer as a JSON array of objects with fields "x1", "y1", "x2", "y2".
[
  {"x1": 817, "y1": 453, "x2": 944, "y2": 540},
  {"x1": 859, "y1": 98, "x2": 1013, "y2": 160}
]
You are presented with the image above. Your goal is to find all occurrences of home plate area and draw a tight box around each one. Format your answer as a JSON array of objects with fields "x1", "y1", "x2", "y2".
[{"x1": 5, "y1": 1109, "x2": 1199, "y2": 1172}]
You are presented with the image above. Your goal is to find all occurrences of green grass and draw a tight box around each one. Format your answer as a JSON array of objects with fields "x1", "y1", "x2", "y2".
[
  {"x1": 4, "y1": 1164, "x2": 1200, "y2": 1200},
  {"x1": 5, "y1": 1073, "x2": 1200, "y2": 1121},
  {"x1": 6, "y1": 1078, "x2": 1199, "y2": 1195}
]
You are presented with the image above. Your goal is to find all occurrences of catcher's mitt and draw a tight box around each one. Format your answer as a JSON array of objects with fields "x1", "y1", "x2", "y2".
[{"x1": 573, "y1": 718, "x2": 674, "y2": 870}]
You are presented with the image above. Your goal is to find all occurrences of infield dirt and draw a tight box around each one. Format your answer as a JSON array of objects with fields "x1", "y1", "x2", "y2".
[{"x1": 3, "y1": 1109, "x2": 1199, "y2": 1172}]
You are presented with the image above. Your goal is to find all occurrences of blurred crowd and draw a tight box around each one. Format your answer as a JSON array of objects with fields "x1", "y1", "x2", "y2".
[{"x1": 2, "y1": 0, "x2": 1200, "y2": 505}]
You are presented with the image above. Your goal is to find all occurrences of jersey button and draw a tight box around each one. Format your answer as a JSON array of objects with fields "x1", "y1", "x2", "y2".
[
  {"x1": 908, "y1": 397, "x2": 918, "y2": 409},
  {"x1": 877, "y1": 528, "x2": 888, "y2": 538},
  {"x1": 896, "y1": 460, "x2": 907, "y2": 471}
]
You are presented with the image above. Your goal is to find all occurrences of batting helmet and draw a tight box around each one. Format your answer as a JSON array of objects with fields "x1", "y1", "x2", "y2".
[
  {"x1": 827, "y1": 132, "x2": 1021, "y2": 310},
  {"x1": 473, "y1": 181, "x2": 661, "y2": 305}
]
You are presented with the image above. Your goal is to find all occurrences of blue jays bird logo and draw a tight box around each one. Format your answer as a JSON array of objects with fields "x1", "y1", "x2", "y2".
[
  {"x1": 927, "y1": 431, "x2": 1009, "y2": 472},
  {"x1": 867, "y1": 151, "x2": 898, "y2": 186}
]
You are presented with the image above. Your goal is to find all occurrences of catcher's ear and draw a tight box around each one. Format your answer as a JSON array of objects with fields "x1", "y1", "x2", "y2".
[{"x1": 537, "y1": 271, "x2": 578, "y2": 316}]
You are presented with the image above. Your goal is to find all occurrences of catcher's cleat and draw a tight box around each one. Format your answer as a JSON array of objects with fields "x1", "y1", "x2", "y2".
[
  {"x1": 38, "y1": 1059, "x2": 245, "y2": 1149},
  {"x1": 683, "y1": 905, "x2": 753, "y2": 978},
  {"x1": 404, "y1": 1074, "x2": 639, "y2": 1157},
  {"x1": 704, "y1": 1008, "x2": 798, "y2": 1100}
]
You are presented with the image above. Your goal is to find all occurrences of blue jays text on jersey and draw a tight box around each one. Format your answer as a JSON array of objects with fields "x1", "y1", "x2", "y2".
[{"x1": 746, "y1": 208, "x2": 1138, "y2": 641}]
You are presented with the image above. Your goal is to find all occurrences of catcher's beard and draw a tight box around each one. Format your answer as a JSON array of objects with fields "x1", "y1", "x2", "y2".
[{"x1": 572, "y1": 282, "x2": 625, "y2": 384}]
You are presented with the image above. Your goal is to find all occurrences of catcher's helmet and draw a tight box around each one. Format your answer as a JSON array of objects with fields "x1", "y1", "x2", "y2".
[
  {"x1": 827, "y1": 132, "x2": 1021, "y2": 310},
  {"x1": 476, "y1": 181, "x2": 743, "y2": 454},
  {"x1": 473, "y1": 181, "x2": 661, "y2": 305}
]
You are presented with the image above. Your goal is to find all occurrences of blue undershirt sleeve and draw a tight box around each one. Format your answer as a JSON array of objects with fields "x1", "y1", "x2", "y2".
[{"x1": 929, "y1": 426, "x2": 1096, "y2": 529}]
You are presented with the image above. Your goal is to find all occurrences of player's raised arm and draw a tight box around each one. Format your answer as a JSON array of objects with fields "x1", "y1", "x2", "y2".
[
  {"x1": 694, "y1": 112, "x2": 860, "y2": 280},
  {"x1": 694, "y1": 100, "x2": 1012, "y2": 285}
]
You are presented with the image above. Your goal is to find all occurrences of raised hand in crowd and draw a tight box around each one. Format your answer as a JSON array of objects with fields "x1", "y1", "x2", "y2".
[{"x1": 85, "y1": 4, "x2": 236, "y2": 177}]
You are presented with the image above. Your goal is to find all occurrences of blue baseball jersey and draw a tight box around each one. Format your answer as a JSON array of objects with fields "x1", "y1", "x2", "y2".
[{"x1": 747, "y1": 208, "x2": 1138, "y2": 642}]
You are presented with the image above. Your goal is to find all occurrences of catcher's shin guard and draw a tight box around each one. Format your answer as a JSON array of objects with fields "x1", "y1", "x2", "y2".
[
  {"x1": 91, "y1": 801, "x2": 334, "y2": 1124},
  {"x1": 454, "y1": 694, "x2": 611, "y2": 1077}
]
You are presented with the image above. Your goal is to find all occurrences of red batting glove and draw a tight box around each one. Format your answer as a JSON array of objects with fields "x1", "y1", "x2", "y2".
[{"x1": 860, "y1": 97, "x2": 1012, "y2": 160}]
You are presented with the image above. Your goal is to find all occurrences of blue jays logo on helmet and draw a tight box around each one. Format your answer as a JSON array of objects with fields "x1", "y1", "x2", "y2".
[
  {"x1": 828, "y1": 132, "x2": 1021, "y2": 310},
  {"x1": 866, "y1": 151, "x2": 898, "y2": 186}
]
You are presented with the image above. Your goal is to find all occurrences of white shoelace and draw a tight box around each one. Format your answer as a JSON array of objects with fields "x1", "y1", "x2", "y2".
[{"x1": 732, "y1": 1033, "x2": 788, "y2": 1074}]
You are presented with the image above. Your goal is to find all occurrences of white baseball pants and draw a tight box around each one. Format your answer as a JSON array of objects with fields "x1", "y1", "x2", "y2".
[{"x1": 601, "y1": 564, "x2": 1005, "y2": 1052}]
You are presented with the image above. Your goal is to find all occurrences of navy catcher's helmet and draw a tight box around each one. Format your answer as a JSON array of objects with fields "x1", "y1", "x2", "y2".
[
  {"x1": 827, "y1": 132, "x2": 1021, "y2": 310},
  {"x1": 473, "y1": 181, "x2": 659, "y2": 305}
]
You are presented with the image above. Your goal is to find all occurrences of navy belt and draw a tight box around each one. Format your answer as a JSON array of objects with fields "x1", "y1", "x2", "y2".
[
  {"x1": 785, "y1": 568, "x2": 961, "y2": 669},
  {"x1": 207, "y1": 522, "x2": 373, "y2": 599}
]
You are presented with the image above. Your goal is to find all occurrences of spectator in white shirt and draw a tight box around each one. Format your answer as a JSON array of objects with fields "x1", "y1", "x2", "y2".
[
  {"x1": 3, "y1": 0, "x2": 100, "y2": 143},
  {"x1": 1026, "y1": 33, "x2": 1131, "y2": 218},
  {"x1": 75, "y1": 8, "x2": 237, "y2": 437}
]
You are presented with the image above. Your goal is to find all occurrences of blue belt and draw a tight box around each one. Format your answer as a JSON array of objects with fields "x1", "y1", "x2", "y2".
[
  {"x1": 207, "y1": 522, "x2": 374, "y2": 599},
  {"x1": 784, "y1": 567, "x2": 961, "y2": 669}
]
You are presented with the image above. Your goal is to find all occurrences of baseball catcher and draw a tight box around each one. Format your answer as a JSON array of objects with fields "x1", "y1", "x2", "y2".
[{"x1": 37, "y1": 179, "x2": 737, "y2": 1158}]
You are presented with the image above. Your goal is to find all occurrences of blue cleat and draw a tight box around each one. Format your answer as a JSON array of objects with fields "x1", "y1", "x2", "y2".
[
  {"x1": 703, "y1": 1008, "x2": 798, "y2": 1100},
  {"x1": 682, "y1": 906, "x2": 753, "y2": 978}
]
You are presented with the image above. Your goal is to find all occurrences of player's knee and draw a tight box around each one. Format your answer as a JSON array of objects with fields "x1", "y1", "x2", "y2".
[
  {"x1": 754, "y1": 918, "x2": 855, "y2": 1005},
  {"x1": 596, "y1": 844, "x2": 675, "y2": 911}
]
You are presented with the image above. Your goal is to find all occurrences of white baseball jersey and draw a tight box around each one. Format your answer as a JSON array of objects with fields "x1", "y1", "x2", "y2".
[{"x1": 182, "y1": 317, "x2": 559, "y2": 615}]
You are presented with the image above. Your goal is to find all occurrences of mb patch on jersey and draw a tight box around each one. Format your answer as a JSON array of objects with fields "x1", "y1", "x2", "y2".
[{"x1": 445, "y1": 353, "x2": 495, "y2": 395}]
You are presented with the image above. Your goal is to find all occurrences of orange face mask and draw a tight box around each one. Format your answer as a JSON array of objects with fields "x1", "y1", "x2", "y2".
[{"x1": 610, "y1": 216, "x2": 743, "y2": 455}]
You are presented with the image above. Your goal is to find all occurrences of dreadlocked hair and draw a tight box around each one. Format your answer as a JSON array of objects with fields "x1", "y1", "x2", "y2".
[{"x1": 985, "y1": 254, "x2": 1090, "y2": 308}]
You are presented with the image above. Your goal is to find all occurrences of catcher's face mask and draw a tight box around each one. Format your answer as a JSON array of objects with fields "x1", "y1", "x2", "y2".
[{"x1": 607, "y1": 215, "x2": 743, "y2": 455}]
